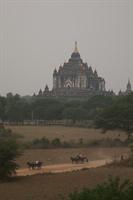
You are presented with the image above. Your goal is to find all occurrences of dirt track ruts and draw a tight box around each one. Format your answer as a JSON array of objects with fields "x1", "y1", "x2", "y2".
[{"x1": 16, "y1": 159, "x2": 112, "y2": 176}]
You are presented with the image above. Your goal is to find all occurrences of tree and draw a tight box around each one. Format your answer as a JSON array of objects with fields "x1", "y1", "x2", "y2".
[
  {"x1": 31, "y1": 99, "x2": 64, "y2": 120},
  {"x1": 63, "y1": 107, "x2": 88, "y2": 122},
  {"x1": 95, "y1": 94, "x2": 133, "y2": 140},
  {"x1": 0, "y1": 128, "x2": 21, "y2": 180},
  {"x1": 5, "y1": 94, "x2": 30, "y2": 122},
  {"x1": 0, "y1": 96, "x2": 6, "y2": 120},
  {"x1": 69, "y1": 176, "x2": 133, "y2": 200}
]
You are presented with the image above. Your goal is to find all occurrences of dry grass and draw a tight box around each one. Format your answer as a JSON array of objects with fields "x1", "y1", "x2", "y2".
[{"x1": 6, "y1": 125, "x2": 127, "y2": 142}]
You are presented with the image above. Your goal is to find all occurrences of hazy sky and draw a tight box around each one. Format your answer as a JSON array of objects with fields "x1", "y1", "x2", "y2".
[{"x1": 0, "y1": 0, "x2": 133, "y2": 96}]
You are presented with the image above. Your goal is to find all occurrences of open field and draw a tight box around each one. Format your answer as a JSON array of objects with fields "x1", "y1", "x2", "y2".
[
  {"x1": 0, "y1": 166, "x2": 133, "y2": 200},
  {"x1": 6, "y1": 125, "x2": 127, "y2": 142},
  {"x1": 1, "y1": 126, "x2": 131, "y2": 200}
]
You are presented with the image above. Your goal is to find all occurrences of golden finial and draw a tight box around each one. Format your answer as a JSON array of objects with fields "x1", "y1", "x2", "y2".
[{"x1": 74, "y1": 41, "x2": 78, "y2": 53}]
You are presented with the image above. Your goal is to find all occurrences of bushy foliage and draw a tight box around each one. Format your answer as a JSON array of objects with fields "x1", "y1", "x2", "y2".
[
  {"x1": 0, "y1": 93, "x2": 114, "y2": 122},
  {"x1": 31, "y1": 137, "x2": 62, "y2": 148},
  {"x1": 25, "y1": 136, "x2": 126, "y2": 149},
  {"x1": 32, "y1": 99, "x2": 64, "y2": 120},
  {"x1": 0, "y1": 96, "x2": 6, "y2": 120},
  {"x1": 51, "y1": 138, "x2": 61, "y2": 147},
  {"x1": 69, "y1": 176, "x2": 133, "y2": 200},
  {"x1": 0, "y1": 127, "x2": 12, "y2": 138},
  {"x1": 32, "y1": 137, "x2": 50, "y2": 148},
  {"x1": 1, "y1": 93, "x2": 133, "y2": 135},
  {"x1": 95, "y1": 94, "x2": 133, "y2": 139},
  {"x1": 0, "y1": 139, "x2": 20, "y2": 179},
  {"x1": 0, "y1": 128, "x2": 21, "y2": 180},
  {"x1": 0, "y1": 126, "x2": 22, "y2": 140}
]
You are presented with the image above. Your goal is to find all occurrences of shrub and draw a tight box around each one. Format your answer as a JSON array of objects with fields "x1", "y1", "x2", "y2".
[
  {"x1": 69, "y1": 176, "x2": 133, "y2": 200},
  {"x1": 0, "y1": 138, "x2": 21, "y2": 180},
  {"x1": 41, "y1": 137, "x2": 50, "y2": 148},
  {"x1": 51, "y1": 138, "x2": 61, "y2": 147},
  {"x1": 0, "y1": 128, "x2": 12, "y2": 138},
  {"x1": 78, "y1": 138, "x2": 84, "y2": 145},
  {"x1": 32, "y1": 137, "x2": 50, "y2": 148}
]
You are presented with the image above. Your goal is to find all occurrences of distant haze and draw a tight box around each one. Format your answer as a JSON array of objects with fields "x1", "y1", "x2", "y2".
[{"x1": 0, "y1": 0, "x2": 133, "y2": 96}]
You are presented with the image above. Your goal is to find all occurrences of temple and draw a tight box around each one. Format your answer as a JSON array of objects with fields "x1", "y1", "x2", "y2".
[
  {"x1": 119, "y1": 79, "x2": 132, "y2": 96},
  {"x1": 36, "y1": 42, "x2": 114, "y2": 98}
]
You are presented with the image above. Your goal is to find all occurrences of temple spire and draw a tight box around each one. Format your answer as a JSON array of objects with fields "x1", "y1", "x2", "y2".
[
  {"x1": 74, "y1": 41, "x2": 78, "y2": 53},
  {"x1": 126, "y1": 78, "x2": 132, "y2": 92},
  {"x1": 127, "y1": 78, "x2": 131, "y2": 87}
]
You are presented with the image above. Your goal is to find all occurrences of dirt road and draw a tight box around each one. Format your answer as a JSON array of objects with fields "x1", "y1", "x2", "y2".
[{"x1": 16, "y1": 159, "x2": 112, "y2": 176}]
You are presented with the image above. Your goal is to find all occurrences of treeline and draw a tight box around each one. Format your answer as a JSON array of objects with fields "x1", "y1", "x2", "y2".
[
  {"x1": 95, "y1": 93, "x2": 133, "y2": 139},
  {"x1": 0, "y1": 93, "x2": 133, "y2": 133},
  {"x1": 0, "y1": 93, "x2": 114, "y2": 122}
]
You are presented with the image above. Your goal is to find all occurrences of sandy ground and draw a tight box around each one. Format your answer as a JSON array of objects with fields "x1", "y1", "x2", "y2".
[
  {"x1": 17, "y1": 147, "x2": 129, "y2": 168},
  {"x1": 16, "y1": 147, "x2": 129, "y2": 177},
  {"x1": 1, "y1": 166, "x2": 133, "y2": 200},
  {"x1": 16, "y1": 159, "x2": 112, "y2": 176}
]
